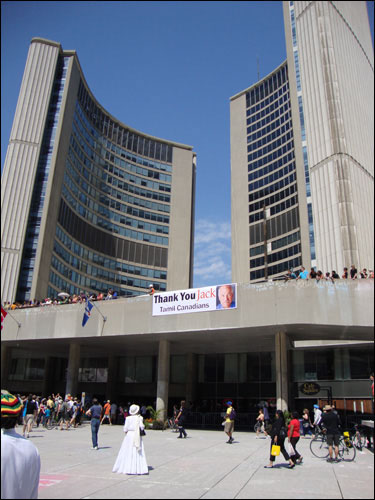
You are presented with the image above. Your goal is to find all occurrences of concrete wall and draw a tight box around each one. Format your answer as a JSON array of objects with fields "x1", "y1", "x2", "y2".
[{"x1": 2, "y1": 280, "x2": 373, "y2": 350}]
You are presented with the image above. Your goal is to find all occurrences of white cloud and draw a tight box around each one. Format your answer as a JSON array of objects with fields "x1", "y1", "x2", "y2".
[{"x1": 193, "y1": 218, "x2": 232, "y2": 287}]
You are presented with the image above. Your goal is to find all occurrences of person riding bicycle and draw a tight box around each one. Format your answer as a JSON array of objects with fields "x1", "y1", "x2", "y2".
[
  {"x1": 321, "y1": 405, "x2": 341, "y2": 463},
  {"x1": 312, "y1": 404, "x2": 323, "y2": 437},
  {"x1": 255, "y1": 409, "x2": 265, "y2": 438}
]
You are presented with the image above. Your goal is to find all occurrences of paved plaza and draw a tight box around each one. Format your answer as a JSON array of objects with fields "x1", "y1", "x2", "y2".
[{"x1": 17, "y1": 422, "x2": 374, "y2": 499}]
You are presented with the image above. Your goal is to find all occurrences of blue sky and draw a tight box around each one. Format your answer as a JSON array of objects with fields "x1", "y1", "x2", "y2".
[{"x1": 1, "y1": 1, "x2": 374, "y2": 289}]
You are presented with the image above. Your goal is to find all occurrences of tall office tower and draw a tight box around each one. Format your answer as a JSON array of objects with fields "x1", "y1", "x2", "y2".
[
  {"x1": 1, "y1": 38, "x2": 196, "y2": 304},
  {"x1": 231, "y1": 1, "x2": 374, "y2": 283}
]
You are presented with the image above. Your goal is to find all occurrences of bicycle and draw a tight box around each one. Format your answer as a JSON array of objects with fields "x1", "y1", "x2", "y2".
[
  {"x1": 254, "y1": 421, "x2": 267, "y2": 436},
  {"x1": 310, "y1": 431, "x2": 356, "y2": 461},
  {"x1": 350, "y1": 423, "x2": 367, "y2": 451},
  {"x1": 339, "y1": 432, "x2": 356, "y2": 461}
]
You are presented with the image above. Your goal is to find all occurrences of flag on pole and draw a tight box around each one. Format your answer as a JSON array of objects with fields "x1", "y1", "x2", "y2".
[
  {"x1": 1, "y1": 306, "x2": 8, "y2": 330},
  {"x1": 82, "y1": 301, "x2": 93, "y2": 327}
]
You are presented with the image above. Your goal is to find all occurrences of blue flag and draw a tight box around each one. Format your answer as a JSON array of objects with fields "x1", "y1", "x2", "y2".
[{"x1": 82, "y1": 300, "x2": 93, "y2": 327}]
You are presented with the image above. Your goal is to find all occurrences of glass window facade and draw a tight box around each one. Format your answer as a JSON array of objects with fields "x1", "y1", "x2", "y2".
[
  {"x1": 49, "y1": 80, "x2": 175, "y2": 298},
  {"x1": 246, "y1": 63, "x2": 302, "y2": 281}
]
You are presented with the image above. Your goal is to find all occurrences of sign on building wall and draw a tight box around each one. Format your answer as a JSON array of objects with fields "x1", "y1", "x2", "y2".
[{"x1": 152, "y1": 283, "x2": 237, "y2": 316}]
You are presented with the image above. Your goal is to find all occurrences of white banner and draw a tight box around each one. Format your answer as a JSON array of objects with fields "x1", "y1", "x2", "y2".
[{"x1": 152, "y1": 283, "x2": 237, "y2": 316}]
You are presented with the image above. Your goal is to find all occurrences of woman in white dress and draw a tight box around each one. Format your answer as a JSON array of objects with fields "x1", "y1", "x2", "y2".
[{"x1": 112, "y1": 404, "x2": 148, "y2": 475}]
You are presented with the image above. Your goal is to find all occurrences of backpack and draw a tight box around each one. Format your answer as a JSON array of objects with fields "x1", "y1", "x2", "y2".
[{"x1": 229, "y1": 408, "x2": 236, "y2": 421}]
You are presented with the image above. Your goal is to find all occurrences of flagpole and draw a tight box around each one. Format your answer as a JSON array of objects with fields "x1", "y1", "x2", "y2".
[{"x1": 91, "y1": 301, "x2": 107, "y2": 322}]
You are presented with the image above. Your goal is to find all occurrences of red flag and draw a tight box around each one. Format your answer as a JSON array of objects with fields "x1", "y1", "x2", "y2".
[{"x1": 1, "y1": 306, "x2": 8, "y2": 330}]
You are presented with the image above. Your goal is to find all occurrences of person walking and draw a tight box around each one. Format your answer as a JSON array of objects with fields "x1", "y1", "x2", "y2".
[
  {"x1": 255, "y1": 408, "x2": 265, "y2": 438},
  {"x1": 223, "y1": 401, "x2": 236, "y2": 444},
  {"x1": 321, "y1": 405, "x2": 341, "y2": 463},
  {"x1": 112, "y1": 404, "x2": 148, "y2": 475},
  {"x1": 301, "y1": 408, "x2": 313, "y2": 437},
  {"x1": 264, "y1": 410, "x2": 295, "y2": 469},
  {"x1": 101, "y1": 400, "x2": 111, "y2": 425},
  {"x1": 22, "y1": 394, "x2": 37, "y2": 438},
  {"x1": 1, "y1": 392, "x2": 41, "y2": 499},
  {"x1": 312, "y1": 404, "x2": 322, "y2": 437},
  {"x1": 288, "y1": 411, "x2": 303, "y2": 464},
  {"x1": 175, "y1": 400, "x2": 188, "y2": 439},
  {"x1": 86, "y1": 398, "x2": 102, "y2": 450}
]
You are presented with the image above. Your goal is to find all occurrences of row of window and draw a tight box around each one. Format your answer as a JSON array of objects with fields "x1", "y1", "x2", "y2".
[
  {"x1": 75, "y1": 104, "x2": 173, "y2": 177},
  {"x1": 249, "y1": 183, "x2": 297, "y2": 213},
  {"x1": 250, "y1": 243, "x2": 301, "y2": 269},
  {"x1": 250, "y1": 230, "x2": 300, "y2": 257},
  {"x1": 249, "y1": 194, "x2": 298, "y2": 223},
  {"x1": 250, "y1": 207, "x2": 300, "y2": 246},
  {"x1": 77, "y1": 82, "x2": 174, "y2": 164},
  {"x1": 51, "y1": 255, "x2": 166, "y2": 292},
  {"x1": 249, "y1": 160, "x2": 295, "y2": 192},
  {"x1": 49, "y1": 271, "x2": 147, "y2": 300},
  {"x1": 246, "y1": 92, "x2": 289, "y2": 125},
  {"x1": 72, "y1": 121, "x2": 171, "y2": 190},
  {"x1": 65, "y1": 160, "x2": 169, "y2": 228},
  {"x1": 247, "y1": 120, "x2": 292, "y2": 154},
  {"x1": 246, "y1": 65, "x2": 288, "y2": 107},
  {"x1": 64, "y1": 166, "x2": 169, "y2": 232},
  {"x1": 53, "y1": 241, "x2": 166, "y2": 288},
  {"x1": 250, "y1": 256, "x2": 301, "y2": 281},
  {"x1": 58, "y1": 200, "x2": 169, "y2": 268},
  {"x1": 247, "y1": 107, "x2": 291, "y2": 137},
  {"x1": 248, "y1": 113, "x2": 292, "y2": 148},
  {"x1": 248, "y1": 137, "x2": 293, "y2": 172},
  {"x1": 249, "y1": 173, "x2": 296, "y2": 203},
  {"x1": 62, "y1": 185, "x2": 169, "y2": 246},
  {"x1": 68, "y1": 148, "x2": 170, "y2": 213},
  {"x1": 247, "y1": 130, "x2": 293, "y2": 162},
  {"x1": 246, "y1": 83, "x2": 289, "y2": 116},
  {"x1": 55, "y1": 226, "x2": 167, "y2": 281},
  {"x1": 248, "y1": 151, "x2": 294, "y2": 183}
]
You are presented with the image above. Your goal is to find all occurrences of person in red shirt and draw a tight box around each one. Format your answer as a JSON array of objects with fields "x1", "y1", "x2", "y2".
[{"x1": 288, "y1": 411, "x2": 303, "y2": 465}]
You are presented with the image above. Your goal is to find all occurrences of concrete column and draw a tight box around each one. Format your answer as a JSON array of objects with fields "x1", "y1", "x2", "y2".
[
  {"x1": 1, "y1": 344, "x2": 11, "y2": 389},
  {"x1": 65, "y1": 343, "x2": 80, "y2": 397},
  {"x1": 275, "y1": 332, "x2": 289, "y2": 411},
  {"x1": 185, "y1": 353, "x2": 197, "y2": 406},
  {"x1": 156, "y1": 339, "x2": 170, "y2": 421},
  {"x1": 106, "y1": 356, "x2": 118, "y2": 401}
]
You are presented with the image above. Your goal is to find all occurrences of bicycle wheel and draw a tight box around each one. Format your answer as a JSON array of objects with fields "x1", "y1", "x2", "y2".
[
  {"x1": 339, "y1": 437, "x2": 356, "y2": 461},
  {"x1": 310, "y1": 435, "x2": 329, "y2": 458}
]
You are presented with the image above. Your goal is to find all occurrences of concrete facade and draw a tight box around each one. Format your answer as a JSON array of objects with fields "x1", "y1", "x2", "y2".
[
  {"x1": 230, "y1": 1, "x2": 374, "y2": 284},
  {"x1": 2, "y1": 280, "x2": 373, "y2": 411},
  {"x1": 283, "y1": 0, "x2": 374, "y2": 274}
]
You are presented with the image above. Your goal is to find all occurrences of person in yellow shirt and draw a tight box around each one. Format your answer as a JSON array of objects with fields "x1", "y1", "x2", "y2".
[{"x1": 224, "y1": 401, "x2": 235, "y2": 444}]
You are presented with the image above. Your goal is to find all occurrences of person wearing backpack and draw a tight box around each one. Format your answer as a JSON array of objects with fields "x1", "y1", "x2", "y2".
[{"x1": 224, "y1": 401, "x2": 236, "y2": 444}]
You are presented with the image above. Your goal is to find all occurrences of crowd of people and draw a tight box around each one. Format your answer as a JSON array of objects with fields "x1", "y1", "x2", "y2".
[
  {"x1": 283, "y1": 264, "x2": 374, "y2": 282},
  {"x1": 2, "y1": 284, "x2": 156, "y2": 311},
  {"x1": 2, "y1": 264, "x2": 373, "y2": 312},
  {"x1": 7, "y1": 393, "x2": 150, "y2": 434},
  {"x1": 2, "y1": 388, "x2": 374, "y2": 499}
]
